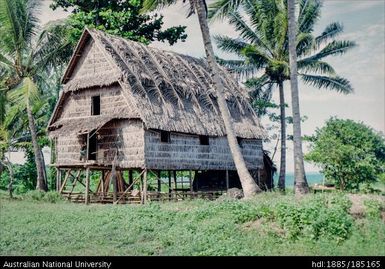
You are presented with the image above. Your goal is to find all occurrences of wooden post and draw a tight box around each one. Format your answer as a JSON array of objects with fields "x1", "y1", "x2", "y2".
[
  {"x1": 157, "y1": 170, "x2": 161, "y2": 193},
  {"x1": 168, "y1": 171, "x2": 172, "y2": 199},
  {"x1": 86, "y1": 133, "x2": 90, "y2": 161},
  {"x1": 129, "y1": 170, "x2": 133, "y2": 188},
  {"x1": 85, "y1": 167, "x2": 90, "y2": 205},
  {"x1": 112, "y1": 170, "x2": 117, "y2": 203},
  {"x1": 257, "y1": 168, "x2": 261, "y2": 187},
  {"x1": 189, "y1": 170, "x2": 193, "y2": 192},
  {"x1": 226, "y1": 170, "x2": 229, "y2": 190},
  {"x1": 142, "y1": 169, "x2": 147, "y2": 204},
  {"x1": 56, "y1": 168, "x2": 60, "y2": 192},
  {"x1": 173, "y1": 170, "x2": 177, "y2": 200},
  {"x1": 100, "y1": 171, "x2": 105, "y2": 198},
  {"x1": 59, "y1": 169, "x2": 71, "y2": 194}
]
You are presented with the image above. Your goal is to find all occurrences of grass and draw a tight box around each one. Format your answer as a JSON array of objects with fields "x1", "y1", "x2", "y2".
[{"x1": 0, "y1": 190, "x2": 384, "y2": 256}]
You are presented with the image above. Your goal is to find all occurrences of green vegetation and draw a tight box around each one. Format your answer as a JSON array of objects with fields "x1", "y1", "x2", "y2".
[
  {"x1": 210, "y1": 0, "x2": 355, "y2": 191},
  {"x1": 1, "y1": 191, "x2": 384, "y2": 256},
  {"x1": 305, "y1": 118, "x2": 385, "y2": 192},
  {"x1": 51, "y1": 0, "x2": 187, "y2": 45}
]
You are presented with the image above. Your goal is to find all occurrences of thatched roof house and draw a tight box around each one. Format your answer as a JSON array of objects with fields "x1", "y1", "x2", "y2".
[{"x1": 47, "y1": 29, "x2": 268, "y2": 202}]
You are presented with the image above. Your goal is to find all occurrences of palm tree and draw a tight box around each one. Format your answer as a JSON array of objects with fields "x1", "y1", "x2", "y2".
[
  {"x1": 0, "y1": 0, "x2": 71, "y2": 191},
  {"x1": 142, "y1": 0, "x2": 262, "y2": 197},
  {"x1": 288, "y1": 0, "x2": 307, "y2": 194},
  {"x1": 210, "y1": 0, "x2": 355, "y2": 192}
]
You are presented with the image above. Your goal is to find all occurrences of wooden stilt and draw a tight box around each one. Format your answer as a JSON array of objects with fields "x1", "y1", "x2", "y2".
[
  {"x1": 56, "y1": 168, "x2": 60, "y2": 192},
  {"x1": 100, "y1": 171, "x2": 105, "y2": 199},
  {"x1": 143, "y1": 169, "x2": 147, "y2": 204},
  {"x1": 68, "y1": 170, "x2": 81, "y2": 197},
  {"x1": 189, "y1": 170, "x2": 193, "y2": 192},
  {"x1": 168, "y1": 171, "x2": 172, "y2": 199},
  {"x1": 157, "y1": 170, "x2": 161, "y2": 193},
  {"x1": 112, "y1": 171, "x2": 117, "y2": 203},
  {"x1": 226, "y1": 170, "x2": 229, "y2": 190},
  {"x1": 59, "y1": 169, "x2": 71, "y2": 194},
  {"x1": 257, "y1": 168, "x2": 261, "y2": 188},
  {"x1": 85, "y1": 167, "x2": 90, "y2": 205},
  {"x1": 173, "y1": 170, "x2": 177, "y2": 200},
  {"x1": 129, "y1": 170, "x2": 133, "y2": 188}
]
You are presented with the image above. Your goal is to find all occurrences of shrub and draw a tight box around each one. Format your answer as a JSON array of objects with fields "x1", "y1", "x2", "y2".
[
  {"x1": 273, "y1": 195, "x2": 353, "y2": 241},
  {"x1": 364, "y1": 199, "x2": 384, "y2": 219},
  {"x1": 43, "y1": 191, "x2": 64, "y2": 203},
  {"x1": 305, "y1": 117, "x2": 385, "y2": 191}
]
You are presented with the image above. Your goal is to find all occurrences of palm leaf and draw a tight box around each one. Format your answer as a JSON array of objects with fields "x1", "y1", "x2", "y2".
[
  {"x1": 298, "y1": 0, "x2": 322, "y2": 33},
  {"x1": 216, "y1": 57, "x2": 260, "y2": 78},
  {"x1": 302, "y1": 40, "x2": 357, "y2": 62},
  {"x1": 315, "y1": 22, "x2": 343, "y2": 48},
  {"x1": 298, "y1": 60, "x2": 335, "y2": 75},
  {"x1": 300, "y1": 74, "x2": 353, "y2": 94},
  {"x1": 214, "y1": 35, "x2": 250, "y2": 56},
  {"x1": 208, "y1": 0, "x2": 243, "y2": 21},
  {"x1": 241, "y1": 45, "x2": 271, "y2": 67}
]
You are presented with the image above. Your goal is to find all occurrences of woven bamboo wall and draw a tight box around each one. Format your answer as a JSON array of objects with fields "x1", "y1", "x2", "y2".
[
  {"x1": 97, "y1": 119, "x2": 145, "y2": 168},
  {"x1": 59, "y1": 85, "x2": 129, "y2": 119},
  {"x1": 71, "y1": 38, "x2": 116, "y2": 82},
  {"x1": 56, "y1": 134, "x2": 82, "y2": 165},
  {"x1": 144, "y1": 130, "x2": 263, "y2": 170}
]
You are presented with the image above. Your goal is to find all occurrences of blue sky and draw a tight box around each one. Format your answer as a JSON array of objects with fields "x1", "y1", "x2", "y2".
[{"x1": 38, "y1": 0, "x2": 385, "y2": 173}]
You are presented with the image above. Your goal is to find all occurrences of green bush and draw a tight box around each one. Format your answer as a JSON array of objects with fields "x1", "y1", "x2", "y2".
[
  {"x1": 305, "y1": 118, "x2": 385, "y2": 191},
  {"x1": 22, "y1": 190, "x2": 64, "y2": 203},
  {"x1": 267, "y1": 195, "x2": 353, "y2": 241},
  {"x1": 43, "y1": 191, "x2": 64, "y2": 203},
  {"x1": 364, "y1": 199, "x2": 384, "y2": 219}
]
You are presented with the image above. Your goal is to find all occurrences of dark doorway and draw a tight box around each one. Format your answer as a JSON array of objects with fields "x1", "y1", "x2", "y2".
[
  {"x1": 88, "y1": 133, "x2": 97, "y2": 160},
  {"x1": 91, "y1": 96, "x2": 100, "y2": 115}
]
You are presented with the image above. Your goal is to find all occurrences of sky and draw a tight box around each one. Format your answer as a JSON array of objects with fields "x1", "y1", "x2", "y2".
[{"x1": 10, "y1": 0, "x2": 384, "y2": 173}]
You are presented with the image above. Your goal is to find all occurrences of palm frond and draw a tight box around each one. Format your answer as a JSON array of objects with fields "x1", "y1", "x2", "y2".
[
  {"x1": 241, "y1": 45, "x2": 270, "y2": 67},
  {"x1": 8, "y1": 77, "x2": 39, "y2": 105},
  {"x1": 0, "y1": 0, "x2": 22, "y2": 55},
  {"x1": 296, "y1": 32, "x2": 314, "y2": 57},
  {"x1": 227, "y1": 10, "x2": 272, "y2": 56},
  {"x1": 298, "y1": 0, "x2": 322, "y2": 33},
  {"x1": 214, "y1": 35, "x2": 250, "y2": 56},
  {"x1": 302, "y1": 40, "x2": 357, "y2": 62},
  {"x1": 208, "y1": 0, "x2": 243, "y2": 21},
  {"x1": 22, "y1": 0, "x2": 41, "y2": 44},
  {"x1": 300, "y1": 74, "x2": 353, "y2": 94},
  {"x1": 0, "y1": 51, "x2": 13, "y2": 67},
  {"x1": 315, "y1": 22, "x2": 343, "y2": 48},
  {"x1": 298, "y1": 60, "x2": 335, "y2": 75},
  {"x1": 141, "y1": 0, "x2": 178, "y2": 12},
  {"x1": 216, "y1": 57, "x2": 260, "y2": 78},
  {"x1": 244, "y1": 74, "x2": 270, "y2": 90}
]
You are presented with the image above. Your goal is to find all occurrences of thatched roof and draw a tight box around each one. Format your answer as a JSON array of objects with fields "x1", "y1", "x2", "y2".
[
  {"x1": 49, "y1": 116, "x2": 129, "y2": 137},
  {"x1": 48, "y1": 29, "x2": 266, "y2": 139}
]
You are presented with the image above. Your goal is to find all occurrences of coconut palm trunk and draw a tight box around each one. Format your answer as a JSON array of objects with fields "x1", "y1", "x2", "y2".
[
  {"x1": 26, "y1": 99, "x2": 47, "y2": 191},
  {"x1": 195, "y1": 0, "x2": 261, "y2": 197},
  {"x1": 287, "y1": 0, "x2": 309, "y2": 194},
  {"x1": 277, "y1": 82, "x2": 286, "y2": 191}
]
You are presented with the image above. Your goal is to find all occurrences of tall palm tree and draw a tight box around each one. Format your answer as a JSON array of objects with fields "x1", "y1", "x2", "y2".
[
  {"x1": 288, "y1": 0, "x2": 307, "y2": 194},
  {"x1": 0, "y1": 0, "x2": 71, "y2": 191},
  {"x1": 210, "y1": 0, "x2": 355, "y2": 191},
  {"x1": 142, "y1": 0, "x2": 262, "y2": 197}
]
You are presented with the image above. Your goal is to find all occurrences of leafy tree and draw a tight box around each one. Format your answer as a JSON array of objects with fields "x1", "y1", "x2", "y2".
[
  {"x1": 142, "y1": 0, "x2": 262, "y2": 197},
  {"x1": 0, "y1": 0, "x2": 71, "y2": 191},
  {"x1": 305, "y1": 118, "x2": 385, "y2": 191},
  {"x1": 51, "y1": 0, "x2": 187, "y2": 45},
  {"x1": 210, "y1": 0, "x2": 355, "y2": 192}
]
